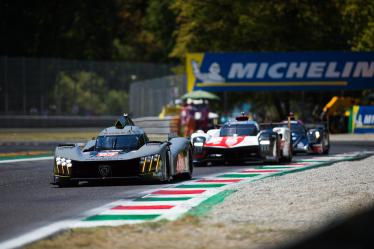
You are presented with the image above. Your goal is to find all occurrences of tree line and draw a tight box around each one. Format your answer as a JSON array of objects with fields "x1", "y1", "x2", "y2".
[
  {"x1": 3, "y1": 0, "x2": 372, "y2": 62},
  {"x1": 1, "y1": 0, "x2": 373, "y2": 118}
]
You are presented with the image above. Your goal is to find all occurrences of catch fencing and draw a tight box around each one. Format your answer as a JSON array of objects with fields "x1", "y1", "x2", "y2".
[
  {"x1": 0, "y1": 56, "x2": 173, "y2": 115},
  {"x1": 0, "y1": 115, "x2": 178, "y2": 137},
  {"x1": 129, "y1": 75, "x2": 185, "y2": 117}
]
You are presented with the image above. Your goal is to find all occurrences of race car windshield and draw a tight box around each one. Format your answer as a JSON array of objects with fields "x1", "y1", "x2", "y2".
[
  {"x1": 96, "y1": 135, "x2": 143, "y2": 151},
  {"x1": 282, "y1": 123, "x2": 306, "y2": 134},
  {"x1": 220, "y1": 124, "x2": 258, "y2": 137}
]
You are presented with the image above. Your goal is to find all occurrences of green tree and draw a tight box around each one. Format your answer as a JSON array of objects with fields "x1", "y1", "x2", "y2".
[
  {"x1": 112, "y1": 0, "x2": 177, "y2": 62},
  {"x1": 54, "y1": 71, "x2": 106, "y2": 115},
  {"x1": 171, "y1": 0, "x2": 350, "y2": 59},
  {"x1": 341, "y1": 0, "x2": 374, "y2": 51},
  {"x1": 170, "y1": 0, "x2": 374, "y2": 120},
  {"x1": 104, "y1": 90, "x2": 129, "y2": 115},
  {"x1": 2, "y1": 0, "x2": 122, "y2": 59}
]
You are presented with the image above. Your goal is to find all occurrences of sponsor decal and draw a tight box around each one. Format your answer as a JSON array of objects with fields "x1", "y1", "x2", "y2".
[
  {"x1": 205, "y1": 136, "x2": 245, "y2": 148},
  {"x1": 186, "y1": 52, "x2": 374, "y2": 92},
  {"x1": 349, "y1": 105, "x2": 374, "y2": 133},
  {"x1": 98, "y1": 165, "x2": 111, "y2": 177},
  {"x1": 97, "y1": 152, "x2": 118, "y2": 157}
]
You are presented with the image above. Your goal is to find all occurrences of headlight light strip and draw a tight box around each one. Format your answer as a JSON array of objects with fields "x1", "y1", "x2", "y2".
[
  {"x1": 55, "y1": 157, "x2": 72, "y2": 176},
  {"x1": 140, "y1": 154, "x2": 160, "y2": 173}
]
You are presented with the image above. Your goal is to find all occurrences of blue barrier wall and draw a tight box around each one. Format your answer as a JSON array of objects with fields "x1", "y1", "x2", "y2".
[
  {"x1": 350, "y1": 105, "x2": 374, "y2": 133},
  {"x1": 186, "y1": 52, "x2": 374, "y2": 92}
]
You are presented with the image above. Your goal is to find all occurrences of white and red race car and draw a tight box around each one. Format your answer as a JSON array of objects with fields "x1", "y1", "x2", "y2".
[{"x1": 190, "y1": 115, "x2": 292, "y2": 166}]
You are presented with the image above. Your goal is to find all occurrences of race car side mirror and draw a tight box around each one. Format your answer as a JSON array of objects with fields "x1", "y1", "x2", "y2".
[{"x1": 165, "y1": 141, "x2": 172, "y2": 146}]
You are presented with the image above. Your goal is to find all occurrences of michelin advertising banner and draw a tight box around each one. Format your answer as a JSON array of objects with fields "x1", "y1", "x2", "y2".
[
  {"x1": 349, "y1": 105, "x2": 374, "y2": 134},
  {"x1": 186, "y1": 52, "x2": 374, "y2": 92}
]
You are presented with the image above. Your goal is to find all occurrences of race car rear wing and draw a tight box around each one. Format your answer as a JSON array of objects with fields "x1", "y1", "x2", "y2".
[{"x1": 304, "y1": 122, "x2": 328, "y2": 130}]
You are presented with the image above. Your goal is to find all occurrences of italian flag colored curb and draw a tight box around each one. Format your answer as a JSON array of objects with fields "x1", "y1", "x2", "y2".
[{"x1": 74, "y1": 151, "x2": 372, "y2": 226}]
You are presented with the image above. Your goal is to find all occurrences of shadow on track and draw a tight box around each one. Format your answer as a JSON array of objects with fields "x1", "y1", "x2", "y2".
[
  {"x1": 50, "y1": 177, "x2": 190, "y2": 188},
  {"x1": 278, "y1": 204, "x2": 374, "y2": 249}
]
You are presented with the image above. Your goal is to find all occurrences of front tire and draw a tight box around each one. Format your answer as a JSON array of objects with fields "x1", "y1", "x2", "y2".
[
  {"x1": 322, "y1": 136, "x2": 330, "y2": 154},
  {"x1": 269, "y1": 136, "x2": 281, "y2": 164},
  {"x1": 283, "y1": 143, "x2": 293, "y2": 163},
  {"x1": 323, "y1": 146, "x2": 330, "y2": 155},
  {"x1": 178, "y1": 148, "x2": 193, "y2": 180},
  {"x1": 161, "y1": 152, "x2": 172, "y2": 182}
]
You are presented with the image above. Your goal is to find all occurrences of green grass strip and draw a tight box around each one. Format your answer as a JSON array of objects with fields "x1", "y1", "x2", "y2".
[
  {"x1": 174, "y1": 184, "x2": 226, "y2": 188},
  {"x1": 134, "y1": 197, "x2": 192, "y2": 202},
  {"x1": 187, "y1": 190, "x2": 236, "y2": 217},
  {"x1": 0, "y1": 154, "x2": 52, "y2": 161},
  {"x1": 259, "y1": 155, "x2": 368, "y2": 181},
  {"x1": 217, "y1": 173, "x2": 260, "y2": 178},
  {"x1": 85, "y1": 214, "x2": 160, "y2": 221}
]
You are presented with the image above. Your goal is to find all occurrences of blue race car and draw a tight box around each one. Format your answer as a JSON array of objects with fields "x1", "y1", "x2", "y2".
[{"x1": 280, "y1": 120, "x2": 330, "y2": 155}]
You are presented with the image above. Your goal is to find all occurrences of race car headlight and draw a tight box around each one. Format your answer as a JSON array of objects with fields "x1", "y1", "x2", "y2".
[
  {"x1": 55, "y1": 157, "x2": 73, "y2": 176},
  {"x1": 55, "y1": 157, "x2": 73, "y2": 167},
  {"x1": 315, "y1": 131, "x2": 320, "y2": 139},
  {"x1": 140, "y1": 154, "x2": 161, "y2": 173},
  {"x1": 193, "y1": 137, "x2": 206, "y2": 146}
]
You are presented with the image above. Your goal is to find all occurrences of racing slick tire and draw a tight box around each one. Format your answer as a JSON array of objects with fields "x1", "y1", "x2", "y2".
[
  {"x1": 266, "y1": 135, "x2": 281, "y2": 164},
  {"x1": 282, "y1": 143, "x2": 293, "y2": 163},
  {"x1": 322, "y1": 139, "x2": 330, "y2": 155},
  {"x1": 178, "y1": 149, "x2": 193, "y2": 180},
  {"x1": 322, "y1": 146, "x2": 330, "y2": 155},
  {"x1": 273, "y1": 136, "x2": 281, "y2": 164},
  {"x1": 161, "y1": 151, "x2": 172, "y2": 182}
]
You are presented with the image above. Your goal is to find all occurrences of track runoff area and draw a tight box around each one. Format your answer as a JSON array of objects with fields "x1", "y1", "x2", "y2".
[{"x1": 0, "y1": 151, "x2": 372, "y2": 249}]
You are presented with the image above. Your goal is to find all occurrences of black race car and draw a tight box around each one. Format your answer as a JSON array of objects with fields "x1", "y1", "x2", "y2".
[{"x1": 52, "y1": 114, "x2": 193, "y2": 187}]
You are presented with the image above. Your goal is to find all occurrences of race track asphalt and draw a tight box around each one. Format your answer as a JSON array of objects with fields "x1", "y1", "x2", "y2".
[{"x1": 0, "y1": 141, "x2": 373, "y2": 243}]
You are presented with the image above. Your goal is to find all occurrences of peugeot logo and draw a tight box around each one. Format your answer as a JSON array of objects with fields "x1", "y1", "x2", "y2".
[{"x1": 98, "y1": 165, "x2": 111, "y2": 177}]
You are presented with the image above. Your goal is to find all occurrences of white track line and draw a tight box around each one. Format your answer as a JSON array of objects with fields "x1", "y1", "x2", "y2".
[
  {"x1": 0, "y1": 157, "x2": 53, "y2": 164},
  {"x1": 0, "y1": 220, "x2": 75, "y2": 249}
]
